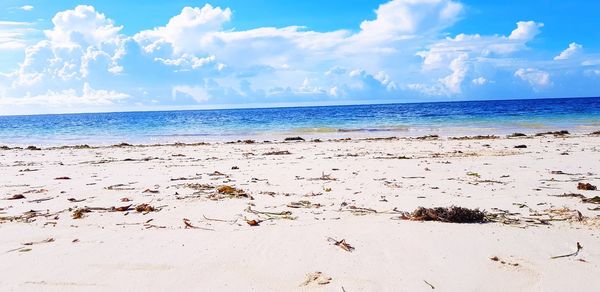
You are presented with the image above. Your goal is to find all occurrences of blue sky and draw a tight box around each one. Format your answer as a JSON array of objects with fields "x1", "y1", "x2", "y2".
[{"x1": 1, "y1": 0, "x2": 599, "y2": 115}]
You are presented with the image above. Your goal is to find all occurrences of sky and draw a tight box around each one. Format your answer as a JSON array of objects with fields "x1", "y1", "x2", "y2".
[{"x1": 0, "y1": 0, "x2": 599, "y2": 115}]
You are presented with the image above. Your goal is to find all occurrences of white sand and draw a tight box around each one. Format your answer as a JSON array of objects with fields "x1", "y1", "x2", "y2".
[{"x1": 1, "y1": 134, "x2": 600, "y2": 291}]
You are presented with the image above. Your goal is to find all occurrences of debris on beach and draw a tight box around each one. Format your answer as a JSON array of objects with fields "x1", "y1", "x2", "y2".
[
  {"x1": 245, "y1": 206, "x2": 295, "y2": 220},
  {"x1": 183, "y1": 218, "x2": 197, "y2": 228},
  {"x1": 208, "y1": 185, "x2": 250, "y2": 200},
  {"x1": 6, "y1": 194, "x2": 26, "y2": 200},
  {"x1": 284, "y1": 136, "x2": 305, "y2": 141},
  {"x1": 183, "y1": 183, "x2": 215, "y2": 191},
  {"x1": 327, "y1": 237, "x2": 355, "y2": 252},
  {"x1": 514, "y1": 145, "x2": 527, "y2": 149},
  {"x1": 582, "y1": 196, "x2": 600, "y2": 204},
  {"x1": 402, "y1": 206, "x2": 486, "y2": 223},
  {"x1": 246, "y1": 219, "x2": 260, "y2": 226},
  {"x1": 308, "y1": 172, "x2": 337, "y2": 181},
  {"x1": 450, "y1": 135, "x2": 499, "y2": 140},
  {"x1": 551, "y1": 242, "x2": 583, "y2": 259},
  {"x1": 135, "y1": 204, "x2": 155, "y2": 212},
  {"x1": 300, "y1": 272, "x2": 332, "y2": 286},
  {"x1": 287, "y1": 200, "x2": 321, "y2": 209},
  {"x1": 54, "y1": 176, "x2": 71, "y2": 180},
  {"x1": 577, "y1": 182, "x2": 597, "y2": 191},
  {"x1": 263, "y1": 150, "x2": 291, "y2": 155},
  {"x1": 535, "y1": 130, "x2": 569, "y2": 136},
  {"x1": 340, "y1": 204, "x2": 378, "y2": 215},
  {"x1": 415, "y1": 135, "x2": 439, "y2": 140},
  {"x1": 183, "y1": 218, "x2": 214, "y2": 230},
  {"x1": 490, "y1": 256, "x2": 519, "y2": 266},
  {"x1": 72, "y1": 208, "x2": 90, "y2": 219},
  {"x1": 507, "y1": 133, "x2": 527, "y2": 138}
]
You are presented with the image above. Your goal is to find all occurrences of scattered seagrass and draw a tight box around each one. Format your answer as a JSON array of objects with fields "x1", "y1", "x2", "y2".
[{"x1": 402, "y1": 206, "x2": 486, "y2": 223}]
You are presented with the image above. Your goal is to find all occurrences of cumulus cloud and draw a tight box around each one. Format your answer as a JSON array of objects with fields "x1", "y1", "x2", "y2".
[
  {"x1": 514, "y1": 68, "x2": 551, "y2": 90},
  {"x1": 356, "y1": 0, "x2": 463, "y2": 41},
  {"x1": 508, "y1": 21, "x2": 544, "y2": 41},
  {"x1": 554, "y1": 42, "x2": 582, "y2": 60},
  {"x1": 134, "y1": 5, "x2": 231, "y2": 55},
  {"x1": 44, "y1": 5, "x2": 122, "y2": 47}
]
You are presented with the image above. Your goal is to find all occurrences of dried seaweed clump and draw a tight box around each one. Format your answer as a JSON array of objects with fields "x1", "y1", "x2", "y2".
[
  {"x1": 535, "y1": 130, "x2": 569, "y2": 136},
  {"x1": 284, "y1": 136, "x2": 305, "y2": 141},
  {"x1": 578, "y1": 183, "x2": 597, "y2": 191},
  {"x1": 507, "y1": 133, "x2": 527, "y2": 138},
  {"x1": 407, "y1": 206, "x2": 486, "y2": 223},
  {"x1": 209, "y1": 185, "x2": 249, "y2": 200},
  {"x1": 135, "y1": 204, "x2": 155, "y2": 212},
  {"x1": 263, "y1": 150, "x2": 291, "y2": 155},
  {"x1": 449, "y1": 135, "x2": 499, "y2": 140}
]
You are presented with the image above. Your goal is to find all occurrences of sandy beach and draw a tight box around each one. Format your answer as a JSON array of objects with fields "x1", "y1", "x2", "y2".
[{"x1": 1, "y1": 132, "x2": 600, "y2": 291}]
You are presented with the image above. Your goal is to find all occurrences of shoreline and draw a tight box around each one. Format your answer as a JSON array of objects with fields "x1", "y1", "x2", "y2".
[{"x1": 2, "y1": 129, "x2": 599, "y2": 150}]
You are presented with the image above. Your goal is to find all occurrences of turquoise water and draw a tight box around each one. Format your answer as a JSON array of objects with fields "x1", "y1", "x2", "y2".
[{"x1": 0, "y1": 97, "x2": 599, "y2": 146}]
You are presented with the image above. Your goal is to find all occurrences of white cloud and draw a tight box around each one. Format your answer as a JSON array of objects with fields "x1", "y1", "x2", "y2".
[
  {"x1": 134, "y1": 5, "x2": 231, "y2": 55},
  {"x1": 20, "y1": 5, "x2": 34, "y2": 11},
  {"x1": 172, "y1": 85, "x2": 211, "y2": 102},
  {"x1": 155, "y1": 54, "x2": 216, "y2": 69},
  {"x1": 554, "y1": 42, "x2": 582, "y2": 60},
  {"x1": 356, "y1": 0, "x2": 463, "y2": 40},
  {"x1": 439, "y1": 53, "x2": 468, "y2": 94},
  {"x1": 514, "y1": 68, "x2": 551, "y2": 90},
  {"x1": 0, "y1": 83, "x2": 129, "y2": 107},
  {"x1": 508, "y1": 21, "x2": 544, "y2": 41},
  {"x1": 0, "y1": 21, "x2": 36, "y2": 50},
  {"x1": 44, "y1": 5, "x2": 122, "y2": 47},
  {"x1": 472, "y1": 77, "x2": 487, "y2": 85}
]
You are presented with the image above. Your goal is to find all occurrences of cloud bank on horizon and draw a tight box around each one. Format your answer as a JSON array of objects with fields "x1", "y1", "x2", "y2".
[{"x1": 0, "y1": 0, "x2": 599, "y2": 115}]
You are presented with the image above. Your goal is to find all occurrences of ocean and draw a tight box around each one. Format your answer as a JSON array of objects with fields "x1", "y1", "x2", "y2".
[{"x1": 1, "y1": 97, "x2": 599, "y2": 146}]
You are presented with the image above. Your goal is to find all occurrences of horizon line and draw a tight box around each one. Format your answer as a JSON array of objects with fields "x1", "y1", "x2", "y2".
[{"x1": 1, "y1": 95, "x2": 599, "y2": 118}]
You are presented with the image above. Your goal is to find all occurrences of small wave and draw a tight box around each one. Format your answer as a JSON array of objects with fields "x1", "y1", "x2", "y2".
[
  {"x1": 148, "y1": 133, "x2": 212, "y2": 137},
  {"x1": 294, "y1": 126, "x2": 409, "y2": 133}
]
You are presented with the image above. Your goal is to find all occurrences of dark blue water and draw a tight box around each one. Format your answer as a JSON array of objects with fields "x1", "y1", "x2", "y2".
[{"x1": 1, "y1": 97, "x2": 599, "y2": 146}]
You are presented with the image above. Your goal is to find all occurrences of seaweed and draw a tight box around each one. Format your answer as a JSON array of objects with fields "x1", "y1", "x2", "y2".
[
  {"x1": 208, "y1": 185, "x2": 249, "y2": 200},
  {"x1": 26, "y1": 146, "x2": 41, "y2": 150},
  {"x1": 577, "y1": 182, "x2": 597, "y2": 191},
  {"x1": 535, "y1": 130, "x2": 569, "y2": 136},
  {"x1": 284, "y1": 136, "x2": 305, "y2": 141},
  {"x1": 135, "y1": 204, "x2": 155, "y2": 212},
  {"x1": 507, "y1": 133, "x2": 527, "y2": 138},
  {"x1": 263, "y1": 150, "x2": 291, "y2": 155},
  {"x1": 404, "y1": 206, "x2": 486, "y2": 223}
]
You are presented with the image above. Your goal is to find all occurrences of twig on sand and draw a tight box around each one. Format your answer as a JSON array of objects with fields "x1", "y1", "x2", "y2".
[
  {"x1": 551, "y1": 242, "x2": 583, "y2": 259},
  {"x1": 245, "y1": 206, "x2": 295, "y2": 220},
  {"x1": 202, "y1": 214, "x2": 236, "y2": 223},
  {"x1": 423, "y1": 280, "x2": 435, "y2": 289},
  {"x1": 327, "y1": 237, "x2": 355, "y2": 252},
  {"x1": 183, "y1": 218, "x2": 214, "y2": 231}
]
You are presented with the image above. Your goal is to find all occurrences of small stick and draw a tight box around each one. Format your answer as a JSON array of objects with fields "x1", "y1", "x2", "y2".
[
  {"x1": 423, "y1": 280, "x2": 435, "y2": 289},
  {"x1": 551, "y1": 242, "x2": 583, "y2": 259}
]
